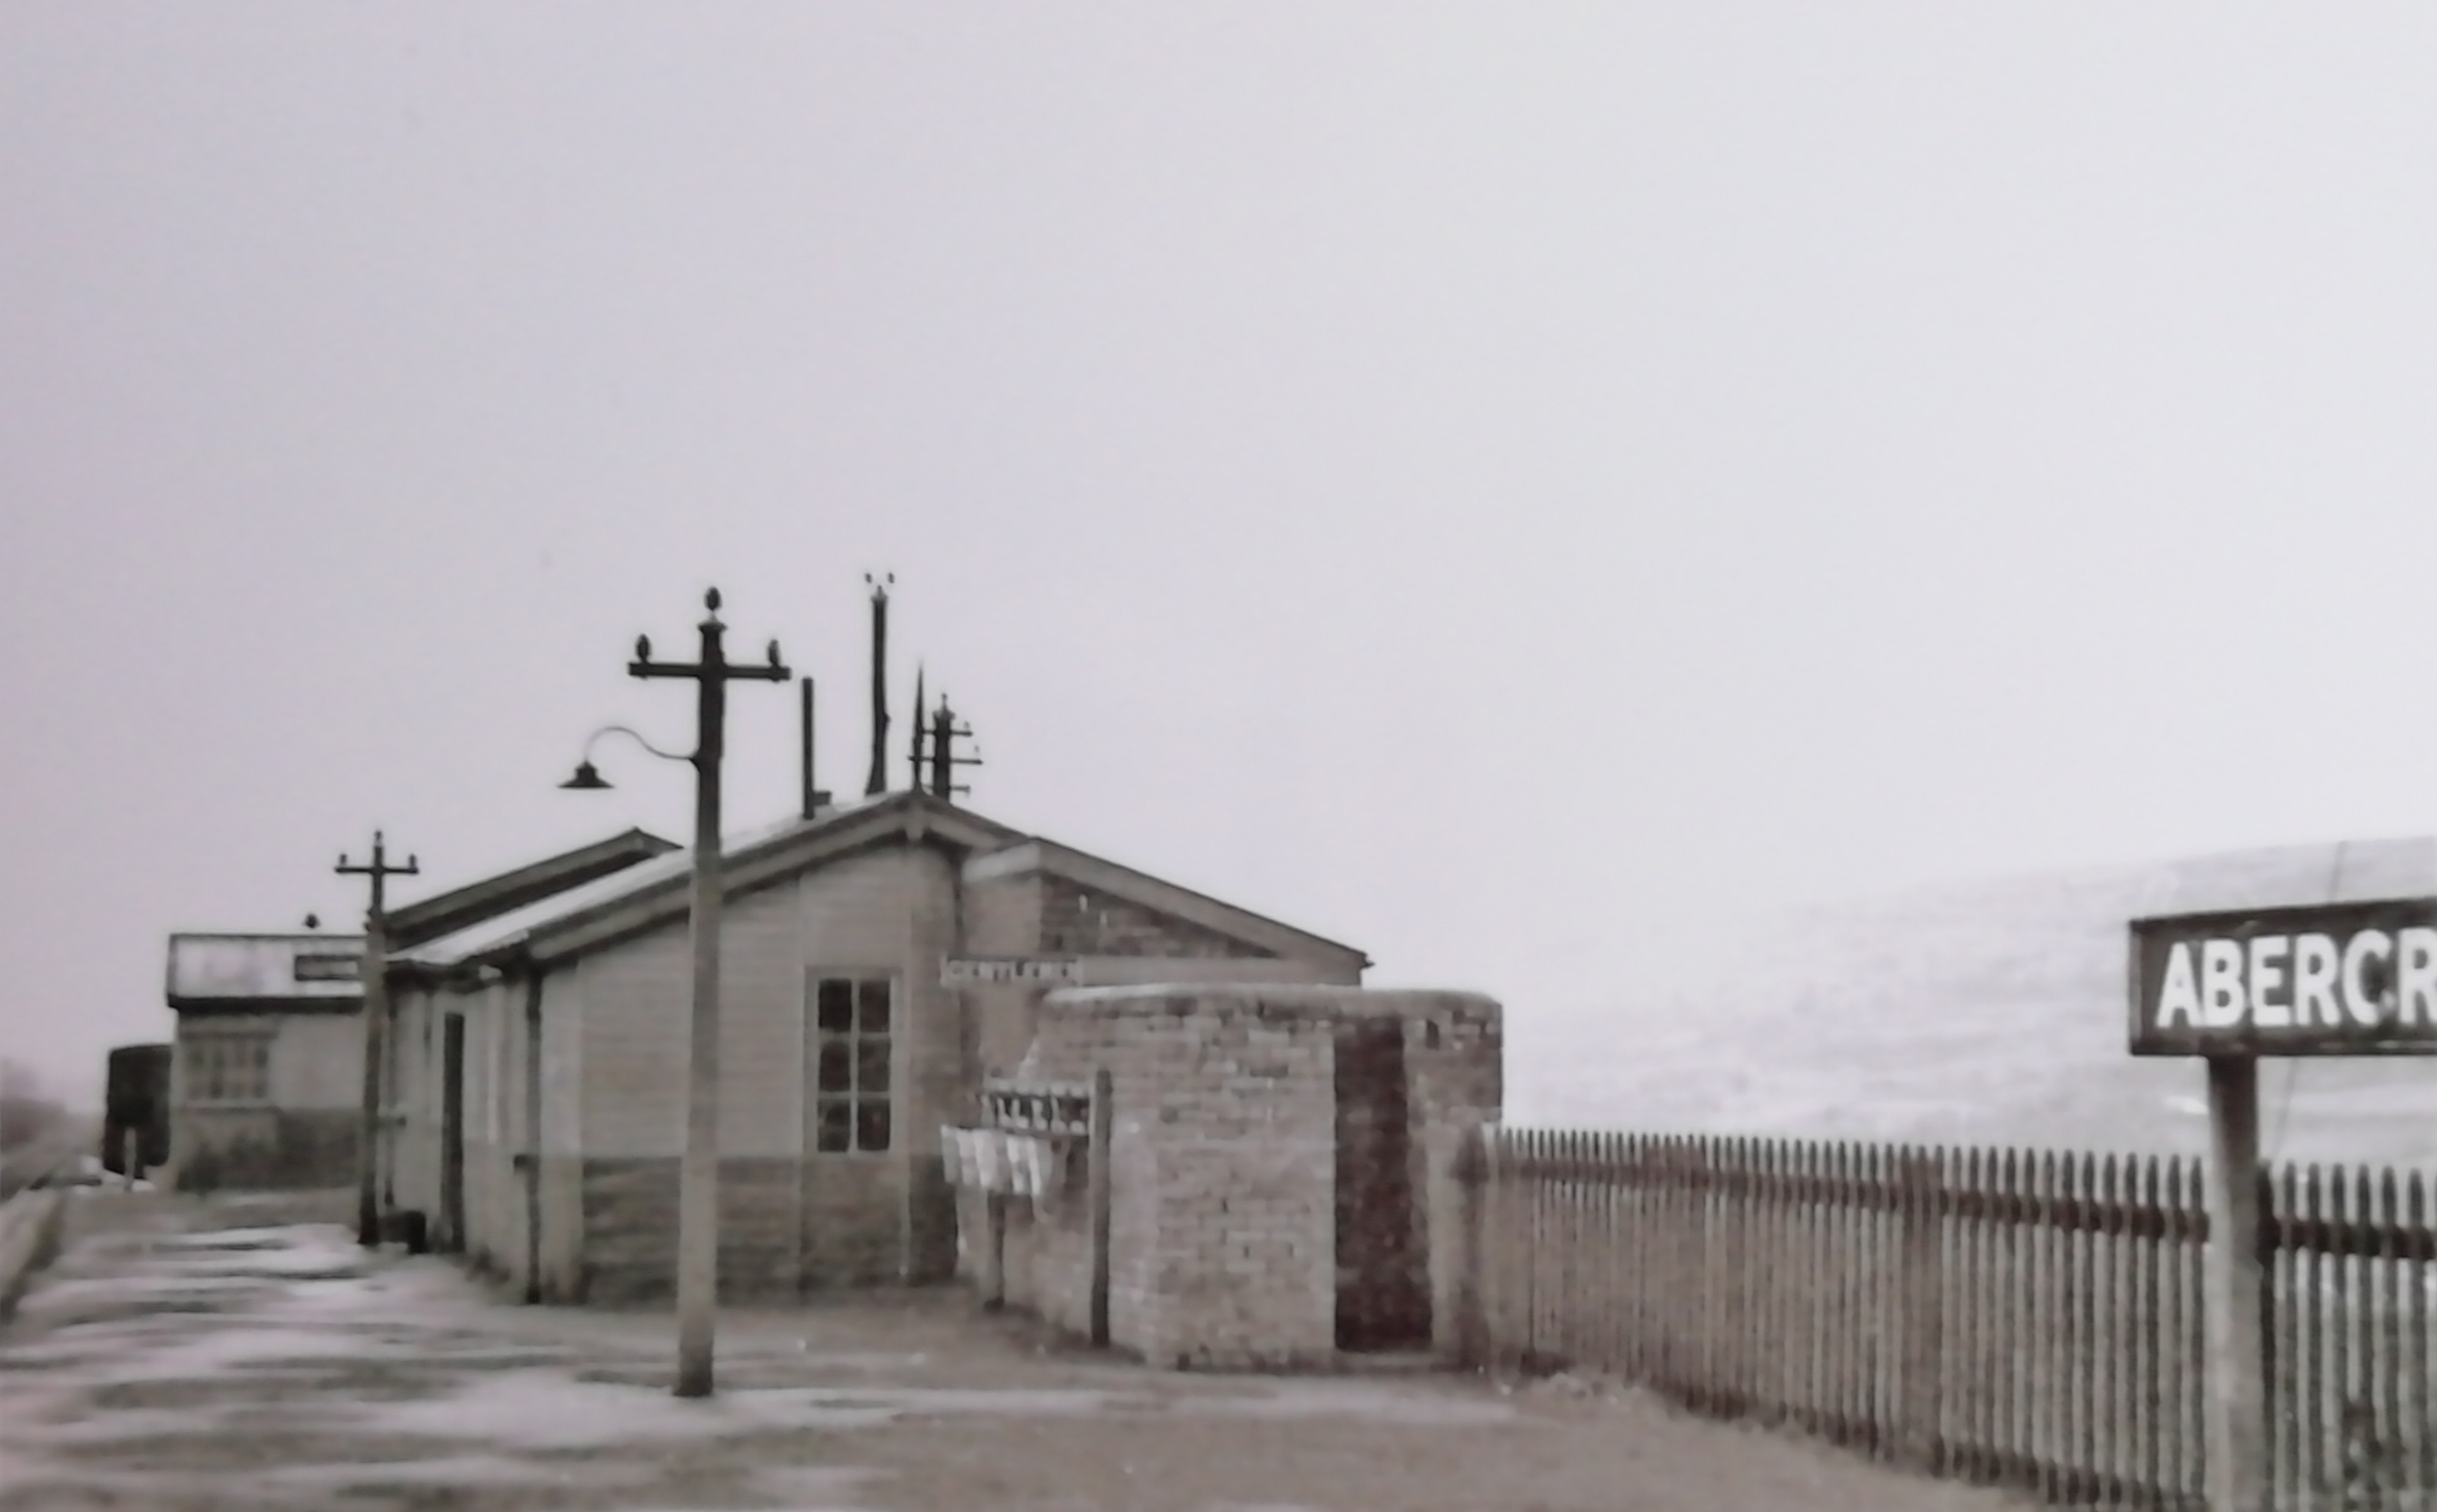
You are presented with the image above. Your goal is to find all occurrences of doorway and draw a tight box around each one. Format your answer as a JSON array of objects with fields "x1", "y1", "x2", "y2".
[
  {"x1": 1333, "y1": 1017, "x2": 1431, "y2": 1351},
  {"x1": 441, "y1": 1013, "x2": 466, "y2": 1252}
]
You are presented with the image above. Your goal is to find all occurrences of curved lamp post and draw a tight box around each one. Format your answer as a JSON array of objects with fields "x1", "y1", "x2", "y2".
[
  {"x1": 560, "y1": 724, "x2": 691, "y2": 790},
  {"x1": 561, "y1": 588, "x2": 788, "y2": 1399}
]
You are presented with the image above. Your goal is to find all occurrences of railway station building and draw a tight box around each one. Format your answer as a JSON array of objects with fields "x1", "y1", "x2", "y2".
[{"x1": 380, "y1": 787, "x2": 1374, "y2": 1305}]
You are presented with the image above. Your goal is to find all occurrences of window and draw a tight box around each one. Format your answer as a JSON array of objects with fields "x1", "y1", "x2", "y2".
[
  {"x1": 292, "y1": 954, "x2": 359, "y2": 983},
  {"x1": 185, "y1": 1034, "x2": 271, "y2": 1104},
  {"x1": 809, "y1": 975, "x2": 891, "y2": 1153}
]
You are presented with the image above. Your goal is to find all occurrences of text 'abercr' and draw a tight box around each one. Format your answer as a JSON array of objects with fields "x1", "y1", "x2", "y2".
[{"x1": 2128, "y1": 896, "x2": 2437, "y2": 1057}]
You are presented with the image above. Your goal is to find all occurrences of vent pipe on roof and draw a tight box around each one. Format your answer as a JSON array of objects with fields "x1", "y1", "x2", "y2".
[
  {"x1": 864, "y1": 573, "x2": 892, "y2": 796},
  {"x1": 799, "y1": 677, "x2": 831, "y2": 820}
]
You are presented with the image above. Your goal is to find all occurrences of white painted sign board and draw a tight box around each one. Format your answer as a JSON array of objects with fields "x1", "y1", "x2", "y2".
[{"x1": 939, "y1": 955, "x2": 1083, "y2": 985}]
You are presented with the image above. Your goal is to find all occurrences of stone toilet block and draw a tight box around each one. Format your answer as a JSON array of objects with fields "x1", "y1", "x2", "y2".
[{"x1": 950, "y1": 984, "x2": 1502, "y2": 1369}]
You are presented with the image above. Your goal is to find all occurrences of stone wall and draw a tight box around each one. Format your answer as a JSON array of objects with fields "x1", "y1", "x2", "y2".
[
  {"x1": 993, "y1": 985, "x2": 1501, "y2": 1369},
  {"x1": 1038, "y1": 875, "x2": 1275, "y2": 959},
  {"x1": 173, "y1": 1108, "x2": 359, "y2": 1192}
]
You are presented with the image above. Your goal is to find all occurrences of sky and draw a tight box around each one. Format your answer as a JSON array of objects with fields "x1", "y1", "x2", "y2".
[{"x1": 5, "y1": 6, "x2": 2437, "y2": 1111}]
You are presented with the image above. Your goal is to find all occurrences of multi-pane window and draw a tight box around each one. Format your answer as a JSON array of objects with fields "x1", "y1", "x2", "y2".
[
  {"x1": 184, "y1": 1034, "x2": 271, "y2": 1104},
  {"x1": 810, "y1": 976, "x2": 891, "y2": 1153}
]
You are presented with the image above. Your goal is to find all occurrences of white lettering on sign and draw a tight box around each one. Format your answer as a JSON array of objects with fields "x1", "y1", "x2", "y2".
[
  {"x1": 2248, "y1": 935, "x2": 2289, "y2": 1027},
  {"x1": 2343, "y1": 930, "x2": 2392, "y2": 1026},
  {"x1": 2156, "y1": 944, "x2": 2199, "y2": 1028},
  {"x1": 2403, "y1": 929, "x2": 2437, "y2": 1024},
  {"x1": 939, "y1": 956, "x2": 1082, "y2": 986},
  {"x1": 2150, "y1": 926, "x2": 2437, "y2": 1032},
  {"x1": 2132, "y1": 899, "x2": 2437, "y2": 1055},
  {"x1": 2201, "y1": 939, "x2": 2244, "y2": 1027},
  {"x1": 2293, "y1": 934, "x2": 2340, "y2": 1025}
]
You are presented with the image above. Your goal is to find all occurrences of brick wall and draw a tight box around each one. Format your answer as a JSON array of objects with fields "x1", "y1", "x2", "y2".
[
  {"x1": 994, "y1": 985, "x2": 1501, "y2": 1369},
  {"x1": 1038, "y1": 875, "x2": 1275, "y2": 960}
]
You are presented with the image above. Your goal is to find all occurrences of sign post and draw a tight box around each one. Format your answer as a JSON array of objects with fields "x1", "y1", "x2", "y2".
[
  {"x1": 2130, "y1": 894, "x2": 2437, "y2": 1511},
  {"x1": 2200, "y1": 1054, "x2": 2264, "y2": 1512}
]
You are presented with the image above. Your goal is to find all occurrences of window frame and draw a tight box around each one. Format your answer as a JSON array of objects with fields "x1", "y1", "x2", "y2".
[
  {"x1": 807, "y1": 972, "x2": 895, "y2": 1156},
  {"x1": 183, "y1": 1031, "x2": 273, "y2": 1107}
]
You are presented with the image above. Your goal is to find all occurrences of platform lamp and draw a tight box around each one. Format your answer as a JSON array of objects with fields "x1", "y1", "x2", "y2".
[{"x1": 560, "y1": 588, "x2": 789, "y2": 1399}]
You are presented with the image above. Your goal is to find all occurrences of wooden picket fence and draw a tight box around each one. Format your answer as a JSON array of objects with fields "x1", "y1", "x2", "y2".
[{"x1": 1471, "y1": 1130, "x2": 2436, "y2": 1510}]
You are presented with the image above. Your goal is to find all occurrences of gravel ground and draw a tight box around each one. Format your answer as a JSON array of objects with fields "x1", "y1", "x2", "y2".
[{"x1": 0, "y1": 1189, "x2": 2039, "y2": 1512}]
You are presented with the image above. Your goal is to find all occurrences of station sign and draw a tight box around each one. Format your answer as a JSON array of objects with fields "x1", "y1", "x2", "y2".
[
  {"x1": 939, "y1": 955, "x2": 1083, "y2": 986},
  {"x1": 2128, "y1": 896, "x2": 2437, "y2": 1056}
]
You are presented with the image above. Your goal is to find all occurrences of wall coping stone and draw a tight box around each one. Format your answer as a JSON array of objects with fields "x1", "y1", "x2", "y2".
[{"x1": 1040, "y1": 985, "x2": 1499, "y2": 1023}]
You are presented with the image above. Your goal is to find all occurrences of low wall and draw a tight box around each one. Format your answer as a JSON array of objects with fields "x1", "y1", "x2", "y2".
[{"x1": 172, "y1": 1108, "x2": 359, "y2": 1192}]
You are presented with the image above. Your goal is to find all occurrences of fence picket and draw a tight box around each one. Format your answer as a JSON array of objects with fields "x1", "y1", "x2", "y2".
[
  {"x1": 2002, "y1": 1147, "x2": 2027, "y2": 1494},
  {"x1": 2142, "y1": 1153, "x2": 2161, "y2": 1510},
  {"x1": 2410, "y1": 1171, "x2": 2431, "y2": 1506},
  {"x1": 2377, "y1": 1165, "x2": 2402, "y2": 1512},
  {"x1": 1451, "y1": 1119, "x2": 2427, "y2": 1512}
]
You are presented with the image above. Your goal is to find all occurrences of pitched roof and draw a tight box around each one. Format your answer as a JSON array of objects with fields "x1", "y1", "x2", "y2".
[
  {"x1": 391, "y1": 790, "x2": 1023, "y2": 975},
  {"x1": 384, "y1": 827, "x2": 679, "y2": 949},
  {"x1": 390, "y1": 789, "x2": 1371, "y2": 980}
]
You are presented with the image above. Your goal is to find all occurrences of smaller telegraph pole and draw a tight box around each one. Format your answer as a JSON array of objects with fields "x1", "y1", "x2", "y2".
[
  {"x1": 926, "y1": 692, "x2": 981, "y2": 800},
  {"x1": 906, "y1": 665, "x2": 927, "y2": 790},
  {"x1": 630, "y1": 588, "x2": 789, "y2": 1398},
  {"x1": 339, "y1": 831, "x2": 419, "y2": 1249}
]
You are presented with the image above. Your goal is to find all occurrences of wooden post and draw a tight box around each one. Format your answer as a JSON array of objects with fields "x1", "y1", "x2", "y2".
[
  {"x1": 1455, "y1": 1123, "x2": 1486, "y2": 1369},
  {"x1": 1899, "y1": 1148, "x2": 1946, "y2": 1471},
  {"x1": 672, "y1": 626, "x2": 728, "y2": 1398},
  {"x1": 1087, "y1": 1066, "x2": 1112, "y2": 1349},
  {"x1": 340, "y1": 832, "x2": 418, "y2": 1249},
  {"x1": 981, "y1": 1191, "x2": 1007, "y2": 1310},
  {"x1": 2204, "y1": 1053, "x2": 2267, "y2": 1512}
]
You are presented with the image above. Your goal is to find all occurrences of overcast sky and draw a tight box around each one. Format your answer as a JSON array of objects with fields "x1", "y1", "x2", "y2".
[{"x1": 6, "y1": 6, "x2": 2436, "y2": 1109}]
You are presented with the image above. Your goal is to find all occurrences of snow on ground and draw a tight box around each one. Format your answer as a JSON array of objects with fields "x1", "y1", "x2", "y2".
[{"x1": 0, "y1": 1190, "x2": 2034, "y2": 1512}]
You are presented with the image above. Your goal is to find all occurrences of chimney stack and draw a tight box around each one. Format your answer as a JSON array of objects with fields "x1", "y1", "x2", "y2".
[{"x1": 863, "y1": 573, "x2": 892, "y2": 796}]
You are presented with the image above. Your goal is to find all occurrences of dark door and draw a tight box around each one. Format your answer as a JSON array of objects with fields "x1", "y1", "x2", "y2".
[
  {"x1": 1334, "y1": 1017, "x2": 1431, "y2": 1350},
  {"x1": 441, "y1": 1013, "x2": 466, "y2": 1252}
]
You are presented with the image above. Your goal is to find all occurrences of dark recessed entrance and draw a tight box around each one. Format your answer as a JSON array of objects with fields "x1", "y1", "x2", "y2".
[
  {"x1": 440, "y1": 1013, "x2": 466, "y2": 1252},
  {"x1": 1333, "y1": 1017, "x2": 1431, "y2": 1351}
]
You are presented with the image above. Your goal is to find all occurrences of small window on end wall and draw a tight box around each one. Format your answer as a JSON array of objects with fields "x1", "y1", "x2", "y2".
[
  {"x1": 809, "y1": 976, "x2": 892, "y2": 1153},
  {"x1": 185, "y1": 1034, "x2": 272, "y2": 1104}
]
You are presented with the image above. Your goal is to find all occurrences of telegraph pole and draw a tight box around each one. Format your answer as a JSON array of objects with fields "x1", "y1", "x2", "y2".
[
  {"x1": 629, "y1": 588, "x2": 789, "y2": 1398},
  {"x1": 926, "y1": 692, "x2": 981, "y2": 800},
  {"x1": 863, "y1": 573, "x2": 892, "y2": 796},
  {"x1": 906, "y1": 664, "x2": 927, "y2": 790},
  {"x1": 339, "y1": 831, "x2": 418, "y2": 1250}
]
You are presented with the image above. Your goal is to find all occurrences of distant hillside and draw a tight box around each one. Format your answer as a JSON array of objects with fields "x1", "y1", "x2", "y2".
[{"x1": 1509, "y1": 837, "x2": 2437, "y2": 1170}]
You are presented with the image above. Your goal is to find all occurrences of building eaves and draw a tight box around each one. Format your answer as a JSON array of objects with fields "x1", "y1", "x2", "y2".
[
  {"x1": 391, "y1": 790, "x2": 1026, "y2": 979},
  {"x1": 384, "y1": 827, "x2": 679, "y2": 950}
]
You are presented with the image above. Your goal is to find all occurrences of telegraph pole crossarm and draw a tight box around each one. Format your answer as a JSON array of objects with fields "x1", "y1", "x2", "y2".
[
  {"x1": 338, "y1": 831, "x2": 419, "y2": 1250},
  {"x1": 926, "y1": 693, "x2": 982, "y2": 800},
  {"x1": 626, "y1": 587, "x2": 790, "y2": 1401}
]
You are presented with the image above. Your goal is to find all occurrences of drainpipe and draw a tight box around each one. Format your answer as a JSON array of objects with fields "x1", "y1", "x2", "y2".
[{"x1": 522, "y1": 972, "x2": 545, "y2": 1304}]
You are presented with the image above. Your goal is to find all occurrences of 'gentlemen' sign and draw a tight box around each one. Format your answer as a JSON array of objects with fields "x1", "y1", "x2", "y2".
[
  {"x1": 939, "y1": 956, "x2": 1083, "y2": 985},
  {"x1": 2129, "y1": 897, "x2": 2437, "y2": 1057}
]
